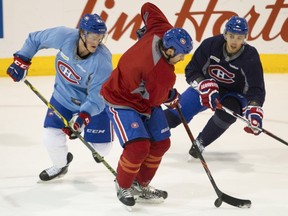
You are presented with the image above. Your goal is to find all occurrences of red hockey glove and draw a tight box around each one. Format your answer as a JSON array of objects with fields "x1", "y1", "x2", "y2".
[
  {"x1": 7, "y1": 54, "x2": 31, "y2": 82},
  {"x1": 164, "y1": 88, "x2": 180, "y2": 109},
  {"x1": 191, "y1": 79, "x2": 219, "y2": 110},
  {"x1": 243, "y1": 105, "x2": 263, "y2": 135},
  {"x1": 62, "y1": 127, "x2": 78, "y2": 140}
]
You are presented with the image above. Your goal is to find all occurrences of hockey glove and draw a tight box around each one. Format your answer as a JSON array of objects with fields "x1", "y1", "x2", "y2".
[
  {"x1": 63, "y1": 112, "x2": 91, "y2": 139},
  {"x1": 243, "y1": 105, "x2": 263, "y2": 135},
  {"x1": 164, "y1": 88, "x2": 180, "y2": 109},
  {"x1": 69, "y1": 111, "x2": 91, "y2": 133},
  {"x1": 7, "y1": 54, "x2": 31, "y2": 82},
  {"x1": 136, "y1": 26, "x2": 146, "y2": 39},
  {"x1": 191, "y1": 79, "x2": 219, "y2": 110},
  {"x1": 62, "y1": 127, "x2": 78, "y2": 140}
]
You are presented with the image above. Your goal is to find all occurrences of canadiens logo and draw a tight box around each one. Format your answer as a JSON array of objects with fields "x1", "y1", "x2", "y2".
[
  {"x1": 208, "y1": 65, "x2": 235, "y2": 84},
  {"x1": 180, "y1": 38, "x2": 186, "y2": 44},
  {"x1": 131, "y1": 122, "x2": 139, "y2": 128},
  {"x1": 57, "y1": 60, "x2": 81, "y2": 84}
]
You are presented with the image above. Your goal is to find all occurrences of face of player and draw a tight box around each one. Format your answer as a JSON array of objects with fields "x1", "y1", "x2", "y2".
[
  {"x1": 169, "y1": 53, "x2": 185, "y2": 65},
  {"x1": 224, "y1": 32, "x2": 246, "y2": 55},
  {"x1": 84, "y1": 33, "x2": 105, "y2": 53},
  {"x1": 79, "y1": 32, "x2": 105, "y2": 56}
]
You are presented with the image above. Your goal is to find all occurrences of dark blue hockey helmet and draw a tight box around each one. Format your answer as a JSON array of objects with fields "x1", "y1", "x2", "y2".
[
  {"x1": 162, "y1": 28, "x2": 193, "y2": 55},
  {"x1": 225, "y1": 16, "x2": 248, "y2": 35},
  {"x1": 79, "y1": 14, "x2": 107, "y2": 34}
]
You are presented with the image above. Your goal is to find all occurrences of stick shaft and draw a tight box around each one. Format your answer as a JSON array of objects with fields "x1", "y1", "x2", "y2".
[
  {"x1": 215, "y1": 100, "x2": 288, "y2": 146},
  {"x1": 175, "y1": 105, "x2": 222, "y2": 197}
]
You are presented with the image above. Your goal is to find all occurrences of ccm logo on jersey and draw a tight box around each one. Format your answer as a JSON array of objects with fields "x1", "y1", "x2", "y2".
[
  {"x1": 57, "y1": 60, "x2": 81, "y2": 84},
  {"x1": 208, "y1": 65, "x2": 235, "y2": 84}
]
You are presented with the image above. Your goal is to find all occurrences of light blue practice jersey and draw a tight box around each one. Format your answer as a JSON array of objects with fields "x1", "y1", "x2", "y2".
[{"x1": 16, "y1": 26, "x2": 113, "y2": 116}]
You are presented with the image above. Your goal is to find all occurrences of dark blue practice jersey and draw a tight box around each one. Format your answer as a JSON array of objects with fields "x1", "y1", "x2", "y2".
[{"x1": 185, "y1": 34, "x2": 265, "y2": 106}]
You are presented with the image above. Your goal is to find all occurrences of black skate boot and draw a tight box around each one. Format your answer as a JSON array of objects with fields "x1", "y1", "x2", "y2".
[
  {"x1": 39, "y1": 152, "x2": 73, "y2": 181},
  {"x1": 131, "y1": 181, "x2": 168, "y2": 204},
  {"x1": 189, "y1": 138, "x2": 205, "y2": 159},
  {"x1": 115, "y1": 179, "x2": 135, "y2": 207}
]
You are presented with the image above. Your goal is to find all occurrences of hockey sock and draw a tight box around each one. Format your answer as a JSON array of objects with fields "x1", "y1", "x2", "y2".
[
  {"x1": 116, "y1": 140, "x2": 150, "y2": 188},
  {"x1": 43, "y1": 127, "x2": 68, "y2": 168},
  {"x1": 199, "y1": 115, "x2": 230, "y2": 147},
  {"x1": 136, "y1": 139, "x2": 170, "y2": 186},
  {"x1": 200, "y1": 96, "x2": 241, "y2": 147}
]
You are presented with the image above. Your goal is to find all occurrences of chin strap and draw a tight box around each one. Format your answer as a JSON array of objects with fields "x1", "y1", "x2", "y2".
[
  {"x1": 78, "y1": 31, "x2": 91, "y2": 57},
  {"x1": 158, "y1": 40, "x2": 175, "y2": 62},
  {"x1": 166, "y1": 53, "x2": 176, "y2": 62}
]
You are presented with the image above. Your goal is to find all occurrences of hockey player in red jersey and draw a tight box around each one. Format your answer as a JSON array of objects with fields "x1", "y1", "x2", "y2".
[
  {"x1": 164, "y1": 16, "x2": 266, "y2": 159},
  {"x1": 100, "y1": 2, "x2": 193, "y2": 207}
]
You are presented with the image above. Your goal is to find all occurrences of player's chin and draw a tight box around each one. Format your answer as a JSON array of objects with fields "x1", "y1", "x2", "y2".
[
  {"x1": 228, "y1": 46, "x2": 240, "y2": 54},
  {"x1": 88, "y1": 46, "x2": 97, "y2": 53}
]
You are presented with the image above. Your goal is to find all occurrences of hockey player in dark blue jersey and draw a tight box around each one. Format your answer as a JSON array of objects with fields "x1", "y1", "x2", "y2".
[
  {"x1": 7, "y1": 14, "x2": 114, "y2": 180},
  {"x1": 164, "y1": 16, "x2": 266, "y2": 159}
]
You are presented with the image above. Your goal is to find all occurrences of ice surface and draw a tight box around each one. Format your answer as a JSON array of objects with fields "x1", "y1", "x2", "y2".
[{"x1": 0, "y1": 74, "x2": 287, "y2": 216}]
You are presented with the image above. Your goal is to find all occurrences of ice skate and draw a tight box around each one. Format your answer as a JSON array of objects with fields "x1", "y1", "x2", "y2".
[
  {"x1": 188, "y1": 138, "x2": 205, "y2": 160},
  {"x1": 39, "y1": 152, "x2": 73, "y2": 181},
  {"x1": 131, "y1": 181, "x2": 168, "y2": 204},
  {"x1": 115, "y1": 179, "x2": 135, "y2": 209}
]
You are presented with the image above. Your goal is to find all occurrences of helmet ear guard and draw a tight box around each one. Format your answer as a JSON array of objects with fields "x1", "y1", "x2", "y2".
[
  {"x1": 79, "y1": 14, "x2": 107, "y2": 34},
  {"x1": 162, "y1": 28, "x2": 193, "y2": 55}
]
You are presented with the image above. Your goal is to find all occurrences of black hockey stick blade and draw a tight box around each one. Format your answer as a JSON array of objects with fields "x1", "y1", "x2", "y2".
[
  {"x1": 220, "y1": 192, "x2": 251, "y2": 208},
  {"x1": 197, "y1": 145, "x2": 252, "y2": 208}
]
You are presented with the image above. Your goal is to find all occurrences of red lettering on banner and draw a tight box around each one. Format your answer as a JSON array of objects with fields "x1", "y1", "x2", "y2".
[
  {"x1": 175, "y1": 0, "x2": 237, "y2": 41},
  {"x1": 108, "y1": 14, "x2": 142, "y2": 40},
  {"x1": 78, "y1": 0, "x2": 288, "y2": 42},
  {"x1": 246, "y1": 0, "x2": 288, "y2": 41},
  {"x1": 100, "y1": 0, "x2": 142, "y2": 40},
  {"x1": 76, "y1": 0, "x2": 97, "y2": 28}
]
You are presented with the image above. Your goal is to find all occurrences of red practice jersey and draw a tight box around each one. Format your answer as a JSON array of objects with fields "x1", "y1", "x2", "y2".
[{"x1": 100, "y1": 2, "x2": 176, "y2": 116}]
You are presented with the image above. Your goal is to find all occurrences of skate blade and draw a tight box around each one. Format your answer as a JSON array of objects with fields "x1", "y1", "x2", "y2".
[
  {"x1": 37, "y1": 179, "x2": 64, "y2": 184},
  {"x1": 37, "y1": 174, "x2": 66, "y2": 183},
  {"x1": 136, "y1": 197, "x2": 164, "y2": 204}
]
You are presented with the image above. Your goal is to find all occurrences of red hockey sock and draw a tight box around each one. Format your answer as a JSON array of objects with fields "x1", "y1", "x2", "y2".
[
  {"x1": 116, "y1": 140, "x2": 150, "y2": 188},
  {"x1": 136, "y1": 138, "x2": 171, "y2": 186}
]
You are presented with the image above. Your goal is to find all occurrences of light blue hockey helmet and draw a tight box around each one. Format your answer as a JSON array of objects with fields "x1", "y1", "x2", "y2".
[
  {"x1": 163, "y1": 28, "x2": 193, "y2": 55},
  {"x1": 225, "y1": 16, "x2": 248, "y2": 35},
  {"x1": 79, "y1": 14, "x2": 107, "y2": 34}
]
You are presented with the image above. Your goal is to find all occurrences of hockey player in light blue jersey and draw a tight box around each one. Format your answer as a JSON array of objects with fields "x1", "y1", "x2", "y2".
[{"x1": 7, "y1": 14, "x2": 114, "y2": 181}]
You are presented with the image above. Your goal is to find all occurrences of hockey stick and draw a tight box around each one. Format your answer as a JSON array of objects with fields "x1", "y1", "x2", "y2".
[
  {"x1": 175, "y1": 104, "x2": 251, "y2": 208},
  {"x1": 23, "y1": 79, "x2": 117, "y2": 176},
  {"x1": 215, "y1": 100, "x2": 288, "y2": 146}
]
